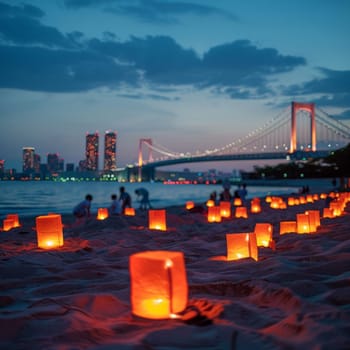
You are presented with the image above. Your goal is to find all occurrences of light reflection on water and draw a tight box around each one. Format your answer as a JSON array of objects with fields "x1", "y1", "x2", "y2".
[{"x1": 0, "y1": 181, "x2": 298, "y2": 218}]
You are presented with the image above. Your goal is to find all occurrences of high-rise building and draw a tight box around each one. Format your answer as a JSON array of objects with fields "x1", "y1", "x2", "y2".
[
  {"x1": 104, "y1": 131, "x2": 117, "y2": 171},
  {"x1": 47, "y1": 153, "x2": 60, "y2": 173},
  {"x1": 85, "y1": 132, "x2": 99, "y2": 171},
  {"x1": 22, "y1": 147, "x2": 35, "y2": 174}
]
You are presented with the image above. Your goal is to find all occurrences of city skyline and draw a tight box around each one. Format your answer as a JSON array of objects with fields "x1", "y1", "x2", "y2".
[{"x1": 1, "y1": 0, "x2": 350, "y2": 172}]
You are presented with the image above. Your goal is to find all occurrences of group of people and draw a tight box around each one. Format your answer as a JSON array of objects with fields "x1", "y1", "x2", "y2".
[
  {"x1": 210, "y1": 182, "x2": 248, "y2": 204},
  {"x1": 73, "y1": 186, "x2": 151, "y2": 222}
]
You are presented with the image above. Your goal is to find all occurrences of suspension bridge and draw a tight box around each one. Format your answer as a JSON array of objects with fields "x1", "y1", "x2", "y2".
[{"x1": 135, "y1": 102, "x2": 350, "y2": 180}]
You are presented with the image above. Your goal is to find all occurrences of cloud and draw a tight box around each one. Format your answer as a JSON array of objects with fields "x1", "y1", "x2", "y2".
[
  {"x1": 334, "y1": 109, "x2": 350, "y2": 120},
  {"x1": 0, "y1": 45, "x2": 139, "y2": 92},
  {"x1": 284, "y1": 68, "x2": 350, "y2": 108},
  {"x1": 0, "y1": 1, "x2": 306, "y2": 96},
  {"x1": 0, "y1": 1, "x2": 44, "y2": 18},
  {"x1": 64, "y1": 0, "x2": 237, "y2": 23}
]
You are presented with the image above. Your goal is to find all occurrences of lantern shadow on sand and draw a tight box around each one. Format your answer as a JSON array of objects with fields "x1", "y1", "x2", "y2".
[
  {"x1": 129, "y1": 250, "x2": 188, "y2": 319},
  {"x1": 226, "y1": 233, "x2": 258, "y2": 261},
  {"x1": 35, "y1": 214, "x2": 64, "y2": 249}
]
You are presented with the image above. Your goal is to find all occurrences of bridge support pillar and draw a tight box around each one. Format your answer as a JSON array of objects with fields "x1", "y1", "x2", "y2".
[{"x1": 290, "y1": 102, "x2": 316, "y2": 153}]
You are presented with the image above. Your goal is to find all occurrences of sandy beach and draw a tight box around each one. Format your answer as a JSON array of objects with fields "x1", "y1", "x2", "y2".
[{"x1": 1, "y1": 190, "x2": 350, "y2": 350}]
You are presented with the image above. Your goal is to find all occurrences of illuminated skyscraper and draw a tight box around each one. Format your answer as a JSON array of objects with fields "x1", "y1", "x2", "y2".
[
  {"x1": 22, "y1": 147, "x2": 35, "y2": 173},
  {"x1": 86, "y1": 132, "x2": 99, "y2": 171},
  {"x1": 104, "y1": 131, "x2": 117, "y2": 171}
]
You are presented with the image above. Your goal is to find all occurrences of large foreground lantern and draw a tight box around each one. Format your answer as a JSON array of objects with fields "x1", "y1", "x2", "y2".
[
  {"x1": 226, "y1": 232, "x2": 258, "y2": 261},
  {"x1": 254, "y1": 223, "x2": 273, "y2": 247},
  {"x1": 129, "y1": 250, "x2": 188, "y2": 319},
  {"x1": 35, "y1": 214, "x2": 64, "y2": 249},
  {"x1": 97, "y1": 208, "x2": 109, "y2": 220},
  {"x1": 149, "y1": 209, "x2": 167, "y2": 231}
]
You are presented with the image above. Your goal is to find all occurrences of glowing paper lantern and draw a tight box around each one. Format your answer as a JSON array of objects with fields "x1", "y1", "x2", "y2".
[
  {"x1": 279, "y1": 221, "x2": 297, "y2": 235},
  {"x1": 323, "y1": 208, "x2": 334, "y2": 218},
  {"x1": 129, "y1": 250, "x2": 188, "y2": 319},
  {"x1": 233, "y1": 198, "x2": 242, "y2": 206},
  {"x1": 306, "y1": 210, "x2": 320, "y2": 228},
  {"x1": 265, "y1": 196, "x2": 272, "y2": 203},
  {"x1": 287, "y1": 197, "x2": 296, "y2": 206},
  {"x1": 219, "y1": 201, "x2": 231, "y2": 218},
  {"x1": 226, "y1": 233, "x2": 258, "y2": 261},
  {"x1": 36, "y1": 214, "x2": 64, "y2": 249},
  {"x1": 235, "y1": 206, "x2": 248, "y2": 218},
  {"x1": 206, "y1": 199, "x2": 215, "y2": 207},
  {"x1": 329, "y1": 202, "x2": 342, "y2": 216},
  {"x1": 185, "y1": 201, "x2": 195, "y2": 210},
  {"x1": 320, "y1": 193, "x2": 327, "y2": 199},
  {"x1": 97, "y1": 208, "x2": 109, "y2": 220},
  {"x1": 313, "y1": 194, "x2": 319, "y2": 201},
  {"x1": 6, "y1": 214, "x2": 20, "y2": 228},
  {"x1": 254, "y1": 223, "x2": 273, "y2": 247},
  {"x1": 3, "y1": 218, "x2": 14, "y2": 231},
  {"x1": 250, "y1": 200, "x2": 261, "y2": 213},
  {"x1": 296, "y1": 213, "x2": 310, "y2": 234},
  {"x1": 306, "y1": 195, "x2": 314, "y2": 203},
  {"x1": 149, "y1": 209, "x2": 167, "y2": 231},
  {"x1": 208, "y1": 206, "x2": 222, "y2": 223},
  {"x1": 125, "y1": 207, "x2": 136, "y2": 216},
  {"x1": 299, "y1": 197, "x2": 306, "y2": 204}
]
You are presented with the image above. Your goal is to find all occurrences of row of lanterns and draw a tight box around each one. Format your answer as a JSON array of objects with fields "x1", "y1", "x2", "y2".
[{"x1": 2, "y1": 193, "x2": 349, "y2": 321}]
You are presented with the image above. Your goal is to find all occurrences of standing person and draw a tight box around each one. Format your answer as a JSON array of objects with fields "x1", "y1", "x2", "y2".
[
  {"x1": 135, "y1": 187, "x2": 151, "y2": 210},
  {"x1": 73, "y1": 194, "x2": 93, "y2": 223},
  {"x1": 238, "y1": 183, "x2": 248, "y2": 203},
  {"x1": 109, "y1": 194, "x2": 122, "y2": 215},
  {"x1": 119, "y1": 186, "x2": 132, "y2": 214}
]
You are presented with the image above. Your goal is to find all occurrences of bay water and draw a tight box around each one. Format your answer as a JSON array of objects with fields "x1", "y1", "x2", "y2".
[{"x1": 0, "y1": 181, "x2": 300, "y2": 218}]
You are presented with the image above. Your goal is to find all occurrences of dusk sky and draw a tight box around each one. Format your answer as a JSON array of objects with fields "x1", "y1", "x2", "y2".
[{"x1": 1, "y1": 0, "x2": 350, "y2": 172}]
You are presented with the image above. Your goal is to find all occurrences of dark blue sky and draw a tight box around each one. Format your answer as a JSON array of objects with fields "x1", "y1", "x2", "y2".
[{"x1": 1, "y1": 0, "x2": 349, "y2": 171}]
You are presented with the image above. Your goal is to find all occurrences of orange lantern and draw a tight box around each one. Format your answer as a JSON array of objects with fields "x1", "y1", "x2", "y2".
[
  {"x1": 279, "y1": 221, "x2": 297, "y2": 235},
  {"x1": 294, "y1": 198, "x2": 300, "y2": 205},
  {"x1": 149, "y1": 209, "x2": 167, "y2": 231},
  {"x1": 254, "y1": 223, "x2": 273, "y2": 247},
  {"x1": 125, "y1": 207, "x2": 136, "y2": 216},
  {"x1": 287, "y1": 197, "x2": 295, "y2": 206},
  {"x1": 206, "y1": 199, "x2": 215, "y2": 207},
  {"x1": 185, "y1": 201, "x2": 195, "y2": 210},
  {"x1": 265, "y1": 196, "x2": 272, "y2": 203},
  {"x1": 97, "y1": 208, "x2": 109, "y2": 220},
  {"x1": 299, "y1": 196, "x2": 306, "y2": 204},
  {"x1": 306, "y1": 195, "x2": 314, "y2": 203},
  {"x1": 36, "y1": 214, "x2": 64, "y2": 249},
  {"x1": 296, "y1": 213, "x2": 310, "y2": 234},
  {"x1": 129, "y1": 250, "x2": 188, "y2": 319},
  {"x1": 279, "y1": 201, "x2": 287, "y2": 209},
  {"x1": 219, "y1": 201, "x2": 231, "y2": 218},
  {"x1": 235, "y1": 206, "x2": 248, "y2": 218},
  {"x1": 250, "y1": 200, "x2": 261, "y2": 213},
  {"x1": 233, "y1": 198, "x2": 242, "y2": 206},
  {"x1": 6, "y1": 214, "x2": 20, "y2": 228},
  {"x1": 208, "y1": 206, "x2": 222, "y2": 223},
  {"x1": 320, "y1": 193, "x2": 327, "y2": 199},
  {"x1": 3, "y1": 218, "x2": 15, "y2": 231},
  {"x1": 323, "y1": 207, "x2": 334, "y2": 218},
  {"x1": 313, "y1": 194, "x2": 319, "y2": 201},
  {"x1": 226, "y1": 233, "x2": 258, "y2": 261},
  {"x1": 329, "y1": 202, "x2": 342, "y2": 216},
  {"x1": 306, "y1": 210, "x2": 320, "y2": 228}
]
